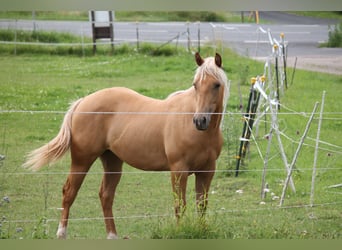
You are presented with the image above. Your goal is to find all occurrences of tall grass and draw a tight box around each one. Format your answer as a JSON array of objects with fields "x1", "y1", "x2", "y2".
[
  {"x1": 0, "y1": 29, "x2": 80, "y2": 43},
  {"x1": 0, "y1": 11, "x2": 89, "y2": 21},
  {"x1": 0, "y1": 29, "x2": 186, "y2": 56}
]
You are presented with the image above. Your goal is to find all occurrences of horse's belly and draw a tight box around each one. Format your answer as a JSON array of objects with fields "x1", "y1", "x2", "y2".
[
  {"x1": 108, "y1": 121, "x2": 169, "y2": 171},
  {"x1": 112, "y1": 143, "x2": 169, "y2": 171}
]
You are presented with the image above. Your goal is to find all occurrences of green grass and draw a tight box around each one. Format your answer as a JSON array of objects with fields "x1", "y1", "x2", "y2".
[{"x1": 0, "y1": 45, "x2": 341, "y2": 239}]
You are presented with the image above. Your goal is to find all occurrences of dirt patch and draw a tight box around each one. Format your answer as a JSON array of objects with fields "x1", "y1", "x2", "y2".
[
  {"x1": 253, "y1": 56, "x2": 342, "y2": 76},
  {"x1": 286, "y1": 56, "x2": 342, "y2": 76}
]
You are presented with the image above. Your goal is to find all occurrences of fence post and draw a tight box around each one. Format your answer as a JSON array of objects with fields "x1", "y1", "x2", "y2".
[
  {"x1": 197, "y1": 21, "x2": 200, "y2": 53},
  {"x1": 136, "y1": 21, "x2": 140, "y2": 52},
  {"x1": 274, "y1": 44, "x2": 280, "y2": 110},
  {"x1": 279, "y1": 102, "x2": 319, "y2": 206},
  {"x1": 81, "y1": 25, "x2": 85, "y2": 57},
  {"x1": 280, "y1": 33, "x2": 288, "y2": 89},
  {"x1": 269, "y1": 97, "x2": 296, "y2": 193},
  {"x1": 261, "y1": 126, "x2": 274, "y2": 200},
  {"x1": 187, "y1": 21, "x2": 190, "y2": 52},
  {"x1": 14, "y1": 19, "x2": 17, "y2": 55},
  {"x1": 290, "y1": 57, "x2": 297, "y2": 87},
  {"x1": 32, "y1": 11, "x2": 37, "y2": 32},
  {"x1": 235, "y1": 77, "x2": 261, "y2": 177},
  {"x1": 310, "y1": 91, "x2": 325, "y2": 207}
]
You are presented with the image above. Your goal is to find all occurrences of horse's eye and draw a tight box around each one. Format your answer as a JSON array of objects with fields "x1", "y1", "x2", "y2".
[
  {"x1": 213, "y1": 83, "x2": 221, "y2": 89},
  {"x1": 193, "y1": 82, "x2": 197, "y2": 90}
]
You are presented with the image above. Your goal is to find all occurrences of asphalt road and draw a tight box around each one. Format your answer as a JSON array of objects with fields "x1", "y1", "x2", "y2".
[{"x1": 0, "y1": 12, "x2": 341, "y2": 74}]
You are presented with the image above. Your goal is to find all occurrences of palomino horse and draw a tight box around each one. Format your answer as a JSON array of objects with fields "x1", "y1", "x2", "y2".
[{"x1": 23, "y1": 52, "x2": 229, "y2": 239}]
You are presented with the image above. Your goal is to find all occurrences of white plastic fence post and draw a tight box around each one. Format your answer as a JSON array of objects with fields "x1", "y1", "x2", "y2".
[
  {"x1": 269, "y1": 98, "x2": 296, "y2": 193},
  {"x1": 310, "y1": 91, "x2": 325, "y2": 207},
  {"x1": 279, "y1": 102, "x2": 319, "y2": 206},
  {"x1": 261, "y1": 126, "x2": 274, "y2": 200}
]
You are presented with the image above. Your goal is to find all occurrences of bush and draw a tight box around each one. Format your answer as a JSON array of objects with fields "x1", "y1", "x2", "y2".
[
  {"x1": 327, "y1": 22, "x2": 342, "y2": 47},
  {"x1": 174, "y1": 11, "x2": 226, "y2": 22}
]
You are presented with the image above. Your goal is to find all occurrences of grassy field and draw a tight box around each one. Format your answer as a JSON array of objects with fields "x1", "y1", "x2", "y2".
[{"x1": 0, "y1": 45, "x2": 341, "y2": 239}]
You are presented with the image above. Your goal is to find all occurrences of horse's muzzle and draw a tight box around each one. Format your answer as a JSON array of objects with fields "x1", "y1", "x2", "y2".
[{"x1": 193, "y1": 114, "x2": 211, "y2": 131}]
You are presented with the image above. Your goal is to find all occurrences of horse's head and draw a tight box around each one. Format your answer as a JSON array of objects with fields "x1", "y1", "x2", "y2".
[{"x1": 192, "y1": 52, "x2": 229, "y2": 131}]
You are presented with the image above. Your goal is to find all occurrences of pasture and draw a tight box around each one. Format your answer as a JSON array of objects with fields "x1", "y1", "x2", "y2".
[{"x1": 0, "y1": 47, "x2": 341, "y2": 239}]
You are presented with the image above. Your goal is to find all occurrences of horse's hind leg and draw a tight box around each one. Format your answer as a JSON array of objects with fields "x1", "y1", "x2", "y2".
[
  {"x1": 57, "y1": 157, "x2": 96, "y2": 239},
  {"x1": 99, "y1": 150, "x2": 123, "y2": 239}
]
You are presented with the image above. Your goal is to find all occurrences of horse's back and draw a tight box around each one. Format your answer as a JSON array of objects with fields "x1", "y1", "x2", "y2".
[{"x1": 77, "y1": 87, "x2": 158, "y2": 111}]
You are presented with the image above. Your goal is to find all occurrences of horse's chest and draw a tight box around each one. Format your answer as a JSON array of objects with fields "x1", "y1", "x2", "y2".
[
  {"x1": 167, "y1": 132, "x2": 222, "y2": 171},
  {"x1": 187, "y1": 145, "x2": 219, "y2": 169}
]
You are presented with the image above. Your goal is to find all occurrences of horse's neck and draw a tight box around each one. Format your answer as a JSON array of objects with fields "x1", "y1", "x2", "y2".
[
  {"x1": 165, "y1": 87, "x2": 196, "y2": 110},
  {"x1": 167, "y1": 87, "x2": 193, "y2": 99}
]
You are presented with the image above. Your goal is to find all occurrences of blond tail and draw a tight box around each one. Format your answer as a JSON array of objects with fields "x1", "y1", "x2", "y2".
[{"x1": 23, "y1": 99, "x2": 83, "y2": 171}]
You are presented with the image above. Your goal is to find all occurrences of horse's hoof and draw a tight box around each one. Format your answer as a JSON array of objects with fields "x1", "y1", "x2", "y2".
[{"x1": 107, "y1": 232, "x2": 119, "y2": 239}]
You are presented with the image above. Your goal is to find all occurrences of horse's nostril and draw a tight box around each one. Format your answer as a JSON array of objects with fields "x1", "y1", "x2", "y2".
[{"x1": 193, "y1": 115, "x2": 210, "y2": 131}]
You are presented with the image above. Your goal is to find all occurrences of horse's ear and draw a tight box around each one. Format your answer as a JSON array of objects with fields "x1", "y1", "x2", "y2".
[
  {"x1": 215, "y1": 53, "x2": 222, "y2": 68},
  {"x1": 195, "y1": 52, "x2": 204, "y2": 66}
]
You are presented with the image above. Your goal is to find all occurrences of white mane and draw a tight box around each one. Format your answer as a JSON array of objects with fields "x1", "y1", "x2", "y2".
[{"x1": 194, "y1": 56, "x2": 230, "y2": 128}]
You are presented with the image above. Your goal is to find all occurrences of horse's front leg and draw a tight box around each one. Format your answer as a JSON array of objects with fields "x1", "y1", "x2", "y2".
[
  {"x1": 170, "y1": 171, "x2": 188, "y2": 219},
  {"x1": 195, "y1": 170, "x2": 215, "y2": 216}
]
